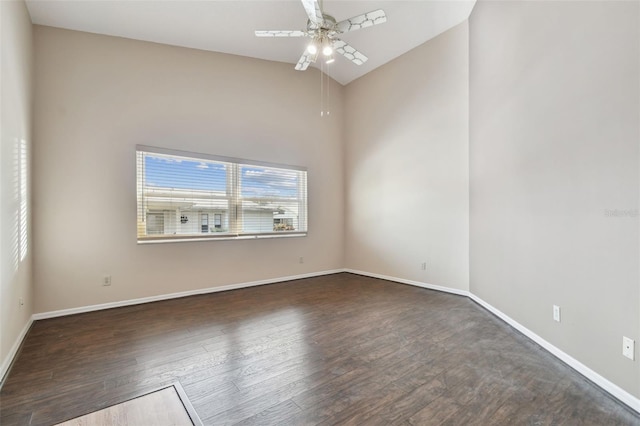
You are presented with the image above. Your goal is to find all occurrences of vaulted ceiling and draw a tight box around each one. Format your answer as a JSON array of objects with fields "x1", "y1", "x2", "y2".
[{"x1": 25, "y1": 0, "x2": 476, "y2": 85}]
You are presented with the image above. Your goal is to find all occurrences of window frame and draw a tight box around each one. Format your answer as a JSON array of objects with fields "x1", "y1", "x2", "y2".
[{"x1": 136, "y1": 145, "x2": 308, "y2": 244}]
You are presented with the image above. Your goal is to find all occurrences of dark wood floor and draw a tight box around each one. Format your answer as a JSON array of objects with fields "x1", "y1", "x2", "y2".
[{"x1": 1, "y1": 273, "x2": 639, "y2": 425}]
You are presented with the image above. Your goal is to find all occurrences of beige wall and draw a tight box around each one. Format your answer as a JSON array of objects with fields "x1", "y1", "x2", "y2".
[
  {"x1": 1, "y1": 0, "x2": 34, "y2": 376},
  {"x1": 469, "y1": 1, "x2": 639, "y2": 397},
  {"x1": 32, "y1": 26, "x2": 344, "y2": 313},
  {"x1": 344, "y1": 22, "x2": 469, "y2": 292}
]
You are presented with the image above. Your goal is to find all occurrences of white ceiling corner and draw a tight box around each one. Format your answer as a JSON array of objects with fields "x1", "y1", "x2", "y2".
[{"x1": 25, "y1": 0, "x2": 476, "y2": 85}]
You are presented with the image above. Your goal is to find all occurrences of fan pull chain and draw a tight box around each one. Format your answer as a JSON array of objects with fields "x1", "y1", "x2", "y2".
[
  {"x1": 320, "y1": 61, "x2": 330, "y2": 117},
  {"x1": 320, "y1": 60, "x2": 324, "y2": 117},
  {"x1": 326, "y1": 67, "x2": 330, "y2": 116}
]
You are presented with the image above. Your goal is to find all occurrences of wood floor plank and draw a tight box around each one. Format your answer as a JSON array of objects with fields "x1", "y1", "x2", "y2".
[
  {"x1": 1, "y1": 273, "x2": 639, "y2": 425},
  {"x1": 199, "y1": 363, "x2": 351, "y2": 424},
  {"x1": 407, "y1": 394, "x2": 464, "y2": 425},
  {"x1": 234, "y1": 399, "x2": 302, "y2": 426}
]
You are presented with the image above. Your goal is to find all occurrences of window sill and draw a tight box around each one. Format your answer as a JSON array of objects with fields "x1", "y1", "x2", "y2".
[{"x1": 137, "y1": 232, "x2": 307, "y2": 244}]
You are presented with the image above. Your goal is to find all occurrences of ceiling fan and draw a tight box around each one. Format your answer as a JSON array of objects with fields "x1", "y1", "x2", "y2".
[{"x1": 255, "y1": 0, "x2": 387, "y2": 71}]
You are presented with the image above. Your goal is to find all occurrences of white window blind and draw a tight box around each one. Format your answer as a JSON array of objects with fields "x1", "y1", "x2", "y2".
[{"x1": 136, "y1": 145, "x2": 307, "y2": 243}]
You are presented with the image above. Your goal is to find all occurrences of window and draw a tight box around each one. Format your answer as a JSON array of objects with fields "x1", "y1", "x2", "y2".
[
  {"x1": 146, "y1": 212, "x2": 165, "y2": 235},
  {"x1": 201, "y1": 213, "x2": 209, "y2": 233},
  {"x1": 136, "y1": 145, "x2": 307, "y2": 243}
]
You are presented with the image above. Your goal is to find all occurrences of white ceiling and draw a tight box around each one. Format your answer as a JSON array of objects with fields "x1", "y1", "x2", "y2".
[{"x1": 25, "y1": 0, "x2": 476, "y2": 85}]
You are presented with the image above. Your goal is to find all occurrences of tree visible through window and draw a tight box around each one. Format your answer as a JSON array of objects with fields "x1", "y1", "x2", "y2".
[{"x1": 136, "y1": 146, "x2": 307, "y2": 242}]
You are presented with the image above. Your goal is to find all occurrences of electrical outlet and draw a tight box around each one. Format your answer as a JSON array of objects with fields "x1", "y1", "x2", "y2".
[
  {"x1": 19, "y1": 297, "x2": 24, "y2": 307},
  {"x1": 623, "y1": 336, "x2": 635, "y2": 360},
  {"x1": 421, "y1": 262, "x2": 427, "y2": 271},
  {"x1": 102, "y1": 275, "x2": 112, "y2": 286},
  {"x1": 299, "y1": 257, "x2": 304, "y2": 264},
  {"x1": 553, "y1": 305, "x2": 561, "y2": 322}
]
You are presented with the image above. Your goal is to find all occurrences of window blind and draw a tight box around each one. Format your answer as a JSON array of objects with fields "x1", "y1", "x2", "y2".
[{"x1": 136, "y1": 145, "x2": 307, "y2": 243}]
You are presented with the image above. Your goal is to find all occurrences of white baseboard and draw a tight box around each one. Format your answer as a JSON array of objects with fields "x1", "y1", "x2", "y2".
[
  {"x1": 4, "y1": 270, "x2": 343, "y2": 384},
  {"x1": 468, "y1": 293, "x2": 640, "y2": 414},
  {"x1": 0, "y1": 317, "x2": 33, "y2": 385},
  {"x1": 7, "y1": 268, "x2": 640, "y2": 414},
  {"x1": 344, "y1": 268, "x2": 470, "y2": 297},
  {"x1": 32, "y1": 269, "x2": 344, "y2": 320},
  {"x1": 345, "y1": 268, "x2": 640, "y2": 414}
]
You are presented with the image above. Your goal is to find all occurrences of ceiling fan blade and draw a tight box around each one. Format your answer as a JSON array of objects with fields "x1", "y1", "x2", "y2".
[
  {"x1": 255, "y1": 30, "x2": 307, "y2": 37},
  {"x1": 332, "y1": 39, "x2": 368, "y2": 65},
  {"x1": 300, "y1": 0, "x2": 323, "y2": 28},
  {"x1": 336, "y1": 9, "x2": 387, "y2": 33},
  {"x1": 295, "y1": 51, "x2": 313, "y2": 71}
]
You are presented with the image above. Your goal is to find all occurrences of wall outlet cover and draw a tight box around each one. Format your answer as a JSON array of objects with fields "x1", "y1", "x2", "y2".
[
  {"x1": 623, "y1": 336, "x2": 634, "y2": 360},
  {"x1": 553, "y1": 305, "x2": 561, "y2": 322}
]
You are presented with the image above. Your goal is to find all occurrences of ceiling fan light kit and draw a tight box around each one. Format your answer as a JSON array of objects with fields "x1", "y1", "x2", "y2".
[
  {"x1": 307, "y1": 43, "x2": 318, "y2": 55},
  {"x1": 255, "y1": 0, "x2": 387, "y2": 71}
]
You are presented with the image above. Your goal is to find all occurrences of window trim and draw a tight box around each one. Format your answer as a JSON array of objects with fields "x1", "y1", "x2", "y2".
[
  {"x1": 136, "y1": 145, "x2": 308, "y2": 244},
  {"x1": 137, "y1": 145, "x2": 307, "y2": 172}
]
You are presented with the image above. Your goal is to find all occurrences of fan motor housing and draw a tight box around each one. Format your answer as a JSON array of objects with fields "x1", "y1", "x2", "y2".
[{"x1": 308, "y1": 14, "x2": 337, "y2": 32}]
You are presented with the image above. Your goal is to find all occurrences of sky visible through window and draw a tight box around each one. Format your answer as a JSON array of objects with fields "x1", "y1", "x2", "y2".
[
  {"x1": 241, "y1": 166, "x2": 298, "y2": 198},
  {"x1": 144, "y1": 155, "x2": 227, "y2": 191},
  {"x1": 144, "y1": 154, "x2": 299, "y2": 198}
]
